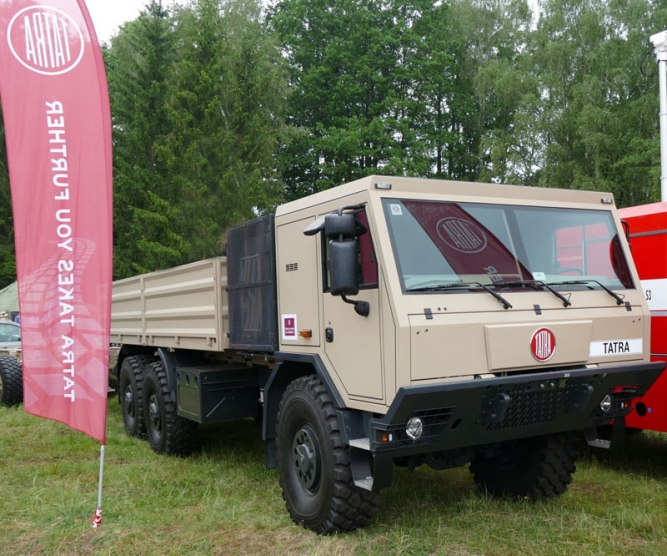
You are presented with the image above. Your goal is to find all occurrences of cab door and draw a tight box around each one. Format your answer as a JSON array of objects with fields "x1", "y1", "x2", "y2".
[{"x1": 322, "y1": 210, "x2": 384, "y2": 401}]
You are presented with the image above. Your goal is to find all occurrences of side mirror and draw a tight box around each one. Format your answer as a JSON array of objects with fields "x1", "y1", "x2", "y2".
[
  {"x1": 329, "y1": 240, "x2": 359, "y2": 296},
  {"x1": 329, "y1": 239, "x2": 370, "y2": 317},
  {"x1": 302, "y1": 205, "x2": 371, "y2": 317},
  {"x1": 325, "y1": 213, "x2": 357, "y2": 239}
]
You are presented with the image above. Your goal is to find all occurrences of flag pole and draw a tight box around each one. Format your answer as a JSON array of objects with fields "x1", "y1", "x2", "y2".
[
  {"x1": 91, "y1": 444, "x2": 105, "y2": 528},
  {"x1": 650, "y1": 31, "x2": 667, "y2": 201}
]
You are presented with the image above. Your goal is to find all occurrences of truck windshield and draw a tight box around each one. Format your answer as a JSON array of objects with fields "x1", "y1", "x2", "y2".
[{"x1": 382, "y1": 199, "x2": 634, "y2": 293}]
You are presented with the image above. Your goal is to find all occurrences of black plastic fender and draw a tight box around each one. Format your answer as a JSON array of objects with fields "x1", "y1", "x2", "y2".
[{"x1": 263, "y1": 353, "x2": 346, "y2": 469}]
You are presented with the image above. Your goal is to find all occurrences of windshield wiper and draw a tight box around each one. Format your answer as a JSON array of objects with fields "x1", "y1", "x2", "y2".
[
  {"x1": 407, "y1": 281, "x2": 512, "y2": 309},
  {"x1": 406, "y1": 282, "x2": 469, "y2": 293},
  {"x1": 545, "y1": 279, "x2": 626, "y2": 306},
  {"x1": 496, "y1": 280, "x2": 572, "y2": 307}
]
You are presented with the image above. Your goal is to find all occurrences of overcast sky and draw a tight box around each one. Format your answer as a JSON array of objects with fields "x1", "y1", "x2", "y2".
[
  {"x1": 83, "y1": 0, "x2": 146, "y2": 43},
  {"x1": 85, "y1": 0, "x2": 187, "y2": 44}
]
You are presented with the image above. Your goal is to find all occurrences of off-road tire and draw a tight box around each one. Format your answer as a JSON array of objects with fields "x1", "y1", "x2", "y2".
[
  {"x1": 143, "y1": 361, "x2": 198, "y2": 455},
  {"x1": 276, "y1": 374, "x2": 381, "y2": 534},
  {"x1": 118, "y1": 355, "x2": 155, "y2": 438},
  {"x1": 0, "y1": 355, "x2": 22, "y2": 406},
  {"x1": 470, "y1": 431, "x2": 578, "y2": 499}
]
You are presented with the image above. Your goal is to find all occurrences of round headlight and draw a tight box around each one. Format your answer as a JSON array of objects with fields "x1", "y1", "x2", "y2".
[
  {"x1": 406, "y1": 417, "x2": 424, "y2": 440},
  {"x1": 600, "y1": 394, "x2": 613, "y2": 413}
]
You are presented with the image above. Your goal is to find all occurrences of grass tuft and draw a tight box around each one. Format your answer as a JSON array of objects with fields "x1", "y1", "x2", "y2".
[{"x1": 2, "y1": 401, "x2": 667, "y2": 555}]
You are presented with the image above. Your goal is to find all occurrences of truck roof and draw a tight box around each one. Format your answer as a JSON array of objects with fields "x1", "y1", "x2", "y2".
[{"x1": 276, "y1": 175, "x2": 617, "y2": 217}]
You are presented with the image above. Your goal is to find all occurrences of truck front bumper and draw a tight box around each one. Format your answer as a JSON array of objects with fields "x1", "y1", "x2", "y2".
[{"x1": 369, "y1": 361, "x2": 664, "y2": 458}]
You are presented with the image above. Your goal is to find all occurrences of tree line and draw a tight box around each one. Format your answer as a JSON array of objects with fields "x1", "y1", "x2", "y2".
[{"x1": 0, "y1": 0, "x2": 666, "y2": 286}]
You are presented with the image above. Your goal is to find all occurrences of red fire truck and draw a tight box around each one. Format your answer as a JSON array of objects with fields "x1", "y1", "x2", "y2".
[{"x1": 618, "y1": 202, "x2": 667, "y2": 432}]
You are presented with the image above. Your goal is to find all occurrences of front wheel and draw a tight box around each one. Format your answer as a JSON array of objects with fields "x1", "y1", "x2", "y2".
[
  {"x1": 470, "y1": 432, "x2": 578, "y2": 499},
  {"x1": 0, "y1": 355, "x2": 22, "y2": 406},
  {"x1": 143, "y1": 361, "x2": 198, "y2": 455},
  {"x1": 276, "y1": 375, "x2": 381, "y2": 534}
]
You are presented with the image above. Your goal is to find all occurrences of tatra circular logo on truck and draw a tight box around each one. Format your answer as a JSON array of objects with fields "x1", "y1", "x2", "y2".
[
  {"x1": 436, "y1": 217, "x2": 487, "y2": 253},
  {"x1": 531, "y1": 328, "x2": 556, "y2": 362},
  {"x1": 7, "y1": 6, "x2": 85, "y2": 76}
]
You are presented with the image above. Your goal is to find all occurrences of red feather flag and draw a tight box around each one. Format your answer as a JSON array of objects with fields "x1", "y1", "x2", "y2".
[{"x1": 0, "y1": 0, "x2": 112, "y2": 445}]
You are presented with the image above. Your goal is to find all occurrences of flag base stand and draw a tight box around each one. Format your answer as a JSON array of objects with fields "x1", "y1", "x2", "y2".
[
  {"x1": 91, "y1": 507, "x2": 102, "y2": 528},
  {"x1": 91, "y1": 444, "x2": 105, "y2": 528}
]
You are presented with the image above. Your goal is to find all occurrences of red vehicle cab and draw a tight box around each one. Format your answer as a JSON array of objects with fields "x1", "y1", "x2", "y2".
[{"x1": 618, "y1": 202, "x2": 667, "y2": 432}]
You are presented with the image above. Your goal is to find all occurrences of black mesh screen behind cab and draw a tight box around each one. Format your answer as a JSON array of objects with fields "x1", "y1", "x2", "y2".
[{"x1": 226, "y1": 215, "x2": 278, "y2": 351}]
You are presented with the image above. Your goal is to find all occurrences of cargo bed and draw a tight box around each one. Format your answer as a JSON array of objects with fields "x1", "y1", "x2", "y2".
[{"x1": 110, "y1": 257, "x2": 229, "y2": 352}]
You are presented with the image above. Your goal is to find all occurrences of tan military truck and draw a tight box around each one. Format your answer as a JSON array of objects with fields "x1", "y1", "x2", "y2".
[{"x1": 109, "y1": 175, "x2": 664, "y2": 534}]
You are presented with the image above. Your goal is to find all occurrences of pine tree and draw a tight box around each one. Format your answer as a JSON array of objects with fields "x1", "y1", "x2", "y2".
[{"x1": 108, "y1": 0, "x2": 184, "y2": 278}]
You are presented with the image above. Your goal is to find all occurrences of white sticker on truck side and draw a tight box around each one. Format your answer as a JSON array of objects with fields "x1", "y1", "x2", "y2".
[
  {"x1": 282, "y1": 314, "x2": 297, "y2": 341},
  {"x1": 641, "y1": 278, "x2": 667, "y2": 312},
  {"x1": 589, "y1": 338, "x2": 643, "y2": 357}
]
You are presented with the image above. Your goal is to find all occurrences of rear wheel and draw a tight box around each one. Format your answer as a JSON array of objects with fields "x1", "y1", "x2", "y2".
[
  {"x1": 0, "y1": 355, "x2": 22, "y2": 406},
  {"x1": 276, "y1": 375, "x2": 381, "y2": 534},
  {"x1": 118, "y1": 355, "x2": 155, "y2": 438},
  {"x1": 470, "y1": 432, "x2": 578, "y2": 499},
  {"x1": 143, "y1": 361, "x2": 198, "y2": 455}
]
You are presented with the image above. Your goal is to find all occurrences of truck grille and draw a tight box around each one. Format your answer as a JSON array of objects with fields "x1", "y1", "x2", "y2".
[{"x1": 485, "y1": 382, "x2": 571, "y2": 431}]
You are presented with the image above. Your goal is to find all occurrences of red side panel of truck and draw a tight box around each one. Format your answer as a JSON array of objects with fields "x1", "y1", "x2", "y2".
[{"x1": 619, "y1": 202, "x2": 667, "y2": 432}]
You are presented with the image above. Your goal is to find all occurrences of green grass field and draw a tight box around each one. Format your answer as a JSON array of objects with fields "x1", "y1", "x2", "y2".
[{"x1": 1, "y1": 399, "x2": 667, "y2": 555}]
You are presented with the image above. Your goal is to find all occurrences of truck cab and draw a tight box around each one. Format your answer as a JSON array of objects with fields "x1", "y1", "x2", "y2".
[{"x1": 276, "y1": 176, "x2": 651, "y2": 404}]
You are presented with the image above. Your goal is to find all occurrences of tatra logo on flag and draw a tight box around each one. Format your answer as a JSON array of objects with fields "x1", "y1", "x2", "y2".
[
  {"x1": 0, "y1": 0, "x2": 113, "y2": 444},
  {"x1": 7, "y1": 6, "x2": 86, "y2": 75}
]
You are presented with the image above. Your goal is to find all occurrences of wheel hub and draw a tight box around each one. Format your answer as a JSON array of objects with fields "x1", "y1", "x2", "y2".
[
  {"x1": 292, "y1": 425, "x2": 321, "y2": 492},
  {"x1": 148, "y1": 395, "x2": 161, "y2": 431},
  {"x1": 124, "y1": 386, "x2": 135, "y2": 418}
]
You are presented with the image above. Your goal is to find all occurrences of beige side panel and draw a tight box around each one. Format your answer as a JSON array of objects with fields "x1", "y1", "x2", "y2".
[
  {"x1": 410, "y1": 315, "x2": 488, "y2": 381},
  {"x1": 276, "y1": 219, "x2": 321, "y2": 347},
  {"x1": 111, "y1": 275, "x2": 144, "y2": 342},
  {"x1": 484, "y1": 321, "x2": 592, "y2": 371},
  {"x1": 111, "y1": 258, "x2": 229, "y2": 351}
]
